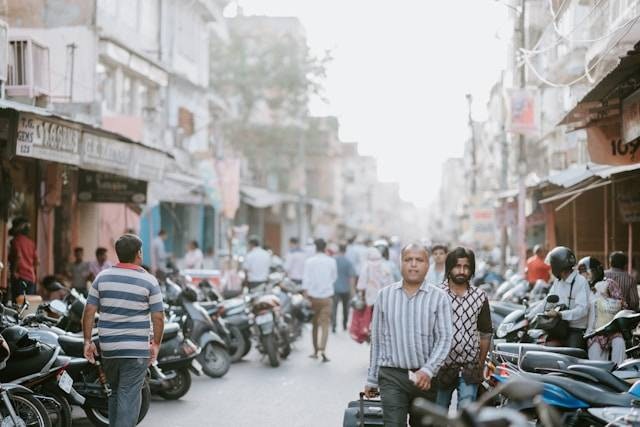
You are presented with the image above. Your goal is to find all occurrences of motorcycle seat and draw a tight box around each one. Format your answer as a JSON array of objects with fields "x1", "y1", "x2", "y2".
[
  {"x1": 494, "y1": 343, "x2": 588, "y2": 360},
  {"x1": 163, "y1": 323, "x2": 181, "y2": 341},
  {"x1": 222, "y1": 299, "x2": 245, "y2": 311},
  {"x1": 567, "y1": 364, "x2": 629, "y2": 392},
  {"x1": 58, "y1": 334, "x2": 98, "y2": 358},
  {"x1": 520, "y1": 351, "x2": 616, "y2": 373},
  {"x1": 520, "y1": 371, "x2": 634, "y2": 407}
]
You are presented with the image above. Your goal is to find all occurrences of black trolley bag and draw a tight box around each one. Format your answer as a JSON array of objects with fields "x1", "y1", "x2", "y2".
[{"x1": 343, "y1": 392, "x2": 384, "y2": 427}]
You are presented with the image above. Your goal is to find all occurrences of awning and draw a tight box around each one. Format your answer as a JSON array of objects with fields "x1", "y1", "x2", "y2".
[
  {"x1": 148, "y1": 171, "x2": 207, "y2": 206},
  {"x1": 240, "y1": 185, "x2": 297, "y2": 208},
  {"x1": 0, "y1": 99, "x2": 172, "y2": 181}
]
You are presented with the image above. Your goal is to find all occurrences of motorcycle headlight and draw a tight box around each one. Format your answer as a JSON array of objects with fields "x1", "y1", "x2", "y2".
[{"x1": 496, "y1": 322, "x2": 514, "y2": 338}]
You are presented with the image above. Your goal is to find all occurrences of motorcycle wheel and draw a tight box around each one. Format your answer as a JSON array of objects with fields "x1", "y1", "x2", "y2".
[
  {"x1": 262, "y1": 334, "x2": 280, "y2": 367},
  {"x1": 279, "y1": 328, "x2": 291, "y2": 359},
  {"x1": 83, "y1": 380, "x2": 151, "y2": 427},
  {"x1": 1, "y1": 392, "x2": 52, "y2": 427},
  {"x1": 43, "y1": 387, "x2": 73, "y2": 427},
  {"x1": 158, "y1": 368, "x2": 192, "y2": 400},
  {"x1": 228, "y1": 325, "x2": 248, "y2": 363},
  {"x1": 241, "y1": 333, "x2": 252, "y2": 358},
  {"x1": 198, "y1": 342, "x2": 231, "y2": 378}
]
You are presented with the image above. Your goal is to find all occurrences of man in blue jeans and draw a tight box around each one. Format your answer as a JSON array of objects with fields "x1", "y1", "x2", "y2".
[
  {"x1": 436, "y1": 247, "x2": 492, "y2": 410},
  {"x1": 82, "y1": 234, "x2": 164, "y2": 427}
]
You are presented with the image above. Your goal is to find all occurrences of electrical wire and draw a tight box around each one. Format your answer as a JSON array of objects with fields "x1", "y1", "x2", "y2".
[{"x1": 520, "y1": 14, "x2": 640, "y2": 87}]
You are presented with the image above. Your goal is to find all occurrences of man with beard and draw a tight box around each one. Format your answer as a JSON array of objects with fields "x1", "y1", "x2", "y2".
[
  {"x1": 364, "y1": 243, "x2": 453, "y2": 427},
  {"x1": 435, "y1": 247, "x2": 492, "y2": 410}
]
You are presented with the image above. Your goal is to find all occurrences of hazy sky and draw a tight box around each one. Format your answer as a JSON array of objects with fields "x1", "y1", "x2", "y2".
[{"x1": 231, "y1": 1, "x2": 509, "y2": 207}]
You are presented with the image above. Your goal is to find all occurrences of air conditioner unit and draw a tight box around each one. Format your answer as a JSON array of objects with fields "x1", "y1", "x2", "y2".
[{"x1": 6, "y1": 35, "x2": 50, "y2": 98}]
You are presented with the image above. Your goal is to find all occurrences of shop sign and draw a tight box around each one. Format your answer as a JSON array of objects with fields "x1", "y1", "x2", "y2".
[
  {"x1": 470, "y1": 208, "x2": 496, "y2": 246},
  {"x1": 78, "y1": 170, "x2": 147, "y2": 204},
  {"x1": 15, "y1": 113, "x2": 81, "y2": 165},
  {"x1": 129, "y1": 146, "x2": 165, "y2": 181},
  {"x1": 80, "y1": 133, "x2": 132, "y2": 176},
  {"x1": 587, "y1": 123, "x2": 640, "y2": 165},
  {"x1": 617, "y1": 187, "x2": 640, "y2": 224},
  {"x1": 507, "y1": 88, "x2": 540, "y2": 135},
  {"x1": 622, "y1": 88, "x2": 640, "y2": 144}
]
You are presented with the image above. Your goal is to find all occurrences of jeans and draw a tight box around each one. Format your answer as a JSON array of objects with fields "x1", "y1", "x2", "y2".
[
  {"x1": 11, "y1": 278, "x2": 36, "y2": 302},
  {"x1": 331, "y1": 292, "x2": 350, "y2": 331},
  {"x1": 378, "y1": 367, "x2": 436, "y2": 427},
  {"x1": 435, "y1": 376, "x2": 479, "y2": 410},
  {"x1": 102, "y1": 357, "x2": 148, "y2": 427}
]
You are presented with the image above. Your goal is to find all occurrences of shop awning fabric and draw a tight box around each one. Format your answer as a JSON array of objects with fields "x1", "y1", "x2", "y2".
[{"x1": 240, "y1": 185, "x2": 296, "y2": 208}]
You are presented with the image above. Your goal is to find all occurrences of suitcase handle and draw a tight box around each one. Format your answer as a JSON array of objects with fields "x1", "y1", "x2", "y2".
[{"x1": 359, "y1": 393, "x2": 365, "y2": 427}]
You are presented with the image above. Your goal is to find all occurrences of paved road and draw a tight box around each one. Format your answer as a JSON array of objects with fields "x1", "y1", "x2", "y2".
[{"x1": 73, "y1": 323, "x2": 371, "y2": 426}]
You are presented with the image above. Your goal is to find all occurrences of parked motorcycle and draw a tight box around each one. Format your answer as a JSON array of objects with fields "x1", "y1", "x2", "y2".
[{"x1": 247, "y1": 287, "x2": 291, "y2": 368}]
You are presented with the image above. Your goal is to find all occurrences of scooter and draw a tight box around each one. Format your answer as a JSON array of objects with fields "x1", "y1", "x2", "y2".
[{"x1": 247, "y1": 287, "x2": 291, "y2": 368}]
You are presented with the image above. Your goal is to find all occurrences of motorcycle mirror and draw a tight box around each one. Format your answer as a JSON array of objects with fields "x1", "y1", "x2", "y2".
[
  {"x1": 522, "y1": 298, "x2": 529, "y2": 309},
  {"x1": 546, "y1": 294, "x2": 559, "y2": 304},
  {"x1": 49, "y1": 299, "x2": 69, "y2": 316}
]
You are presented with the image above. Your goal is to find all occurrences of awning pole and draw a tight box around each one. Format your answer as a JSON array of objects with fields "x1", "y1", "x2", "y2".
[
  {"x1": 629, "y1": 223, "x2": 633, "y2": 275},
  {"x1": 612, "y1": 182, "x2": 616, "y2": 252},
  {"x1": 604, "y1": 185, "x2": 609, "y2": 268},
  {"x1": 573, "y1": 200, "x2": 578, "y2": 254}
]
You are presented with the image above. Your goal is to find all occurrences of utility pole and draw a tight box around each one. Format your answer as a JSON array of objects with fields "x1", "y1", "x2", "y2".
[
  {"x1": 516, "y1": 0, "x2": 527, "y2": 275},
  {"x1": 466, "y1": 93, "x2": 477, "y2": 196}
]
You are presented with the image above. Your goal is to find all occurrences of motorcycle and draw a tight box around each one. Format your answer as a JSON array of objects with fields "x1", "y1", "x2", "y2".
[{"x1": 248, "y1": 286, "x2": 291, "y2": 368}]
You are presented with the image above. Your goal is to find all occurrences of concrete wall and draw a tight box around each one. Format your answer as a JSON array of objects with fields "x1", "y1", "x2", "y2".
[{"x1": 7, "y1": 0, "x2": 95, "y2": 28}]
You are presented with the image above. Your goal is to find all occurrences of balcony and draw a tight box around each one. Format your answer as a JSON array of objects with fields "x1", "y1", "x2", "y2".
[{"x1": 6, "y1": 36, "x2": 50, "y2": 98}]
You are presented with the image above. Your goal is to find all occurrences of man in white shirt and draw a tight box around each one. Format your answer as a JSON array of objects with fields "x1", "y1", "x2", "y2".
[
  {"x1": 243, "y1": 236, "x2": 271, "y2": 289},
  {"x1": 302, "y1": 238, "x2": 337, "y2": 362},
  {"x1": 151, "y1": 229, "x2": 170, "y2": 274},
  {"x1": 534, "y1": 246, "x2": 590, "y2": 349},
  {"x1": 284, "y1": 237, "x2": 306, "y2": 285},
  {"x1": 425, "y1": 244, "x2": 447, "y2": 285}
]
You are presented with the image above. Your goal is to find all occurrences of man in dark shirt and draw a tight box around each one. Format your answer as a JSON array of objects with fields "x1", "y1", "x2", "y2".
[
  {"x1": 332, "y1": 243, "x2": 356, "y2": 332},
  {"x1": 605, "y1": 251, "x2": 639, "y2": 312},
  {"x1": 436, "y1": 247, "x2": 492, "y2": 410}
]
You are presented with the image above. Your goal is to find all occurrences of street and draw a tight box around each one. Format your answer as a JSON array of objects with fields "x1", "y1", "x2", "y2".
[{"x1": 74, "y1": 324, "x2": 370, "y2": 427}]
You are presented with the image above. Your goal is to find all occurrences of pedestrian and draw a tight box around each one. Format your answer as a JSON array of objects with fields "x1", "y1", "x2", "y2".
[
  {"x1": 332, "y1": 243, "x2": 357, "y2": 333},
  {"x1": 82, "y1": 234, "x2": 164, "y2": 427},
  {"x1": 151, "y1": 229, "x2": 170, "y2": 274},
  {"x1": 436, "y1": 247, "x2": 492, "y2": 410},
  {"x1": 425, "y1": 244, "x2": 447, "y2": 285},
  {"x1": 67, "y1": 247, "x2": 91, "y2": 296},
  {"x1": 526, "y1": 245, "x2": 551, "y2": 286},
  {"x1": 357, "y1": 247, "x2": 394, "y2": 310},
  {"x1": 346, "y1": 236, "x2": 367, "y2": 281},
  {"x1": 302, "y1": 238, "x2": 337, "y2": 362},
  {"x1": 183, "y1": 240, "x2": 204, "y2": 269},
  {"x1": 284, "y1": 237, "x2": 306, "y2": 285},
  {"x1": 605, "y1": 251, "x2": 639, "y2": 312},
  {"x1": 243, "y1": 236, "x2": 271, "y2": 290},
  {"x1": 8, "y1": 217, "x2": 38, "y2": 302},
  {"x1": 580, "y1": 256, "x2": 626, "y2": 365},
  {"x1": 535, "y1": 246, "x2": 590, "y2": 349},
  {"x1": 88, "y1": 247, "x2": 113, "y2": 281},
  {"x1": 364, "y1": 243, "x2": 453, "y2": 427},
  {"x1": 374, "y1": 240, "x2": 402, "y2": 282}
]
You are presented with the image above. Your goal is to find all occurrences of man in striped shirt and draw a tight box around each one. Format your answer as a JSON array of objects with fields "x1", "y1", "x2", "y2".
[
  {"x1": 83, "y1": 234, "x2": 164, "y2": 427},
  {"x1": 364, "y1": 243, "x2": 453, "y2": 427},
  {"x1": 606, "y1": 251, "x2": 639, "y2": 312}
]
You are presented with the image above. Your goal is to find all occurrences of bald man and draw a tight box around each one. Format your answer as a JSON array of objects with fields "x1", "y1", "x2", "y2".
[{"x1": 364, "y1": 243, "x2": 453, "y2": 427}]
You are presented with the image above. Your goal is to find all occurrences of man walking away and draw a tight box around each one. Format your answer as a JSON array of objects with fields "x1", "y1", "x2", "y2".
[
  {"x1": 151, "y1": 229, "x2": 170, "y2": 275},
  {"x1": 243, "y1": 236, "x2": 271, "y2": 290},
  {"x1": 527, "y1": 245, "x2": 551, "y2": 286},
  {"x1": 535, "y1": 246, "x2": 590, "y2": 349},
  {"x1": 302, "y1": 238, "x2": 337, "y2": 362},
  {"x1": 8, "y1": 217, "x2": 38, "y2": 302},
  {"x1": 425, "y1": 244, "x2": 447, "y2": 285},
  {"x1": 82, "y1": 234, "x2": 164, "y2": 427},
  {"x1": 436, "y1": 247, "x2": 492, "y2": 410},
  {"x1": 606, "y1": 251, "x2": 639, "y2": 312},
  {"x1": 284, "y1": 237, "x2": 306, "y2": 285},
  {"x1": 364, "y1": 243, "x2": 453, "y2": 427},
  {"x1": 332, "y1": 243, "x2": 356, "y2": 333}
]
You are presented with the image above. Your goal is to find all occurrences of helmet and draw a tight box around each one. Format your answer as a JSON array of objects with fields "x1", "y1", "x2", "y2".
[
  {"x1": 577, "y1": 256, "x2": 605, "y2": 286},
  {"x1": 181, "y1": 285, "x2": 198, "y2": 303},
  {"x1": 545, "y1": 246, "x2": 577, "y2": 279},
  {"x1": 350, "y1": 295, "x2": 365, "y2": 311},
  {"x1": 1, "y1": 325, "x2": 38, "y2": 356}
]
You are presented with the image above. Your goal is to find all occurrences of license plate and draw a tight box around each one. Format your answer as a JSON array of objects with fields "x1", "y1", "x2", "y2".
[
  {"x1": 58, "y1": 371, "x2": 73, "y2": 394},
  {"x1": 255, "y1": 313, "x2": 272, "y2": 325}
]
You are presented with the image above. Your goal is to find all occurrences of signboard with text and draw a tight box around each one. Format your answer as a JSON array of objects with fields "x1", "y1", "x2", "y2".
[
  {"x1": 507, "y1": 88, "x2": 540, "y2": 135},
  {"x1": 81, "y1": 133, "x2": 132, "y2": 176},
  {"x1": 78, "y1": 170, "x2": 147, "y2": 204},
  {"x1": 15, "y1": 113, "x2": 81, "y2": 165},
  {"x1": 622, "y1": 88, "x2": 640, "y2": 144},
  {"x1": 617, "y1": 185, "x2": 640, "y2": 223},
  {"x1": 587, "y1": 123, "x2": 640, "y2": 165}
]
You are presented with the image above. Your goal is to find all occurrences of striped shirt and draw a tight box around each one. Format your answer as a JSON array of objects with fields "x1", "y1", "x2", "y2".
[
  {"x1": 366, "y1": 280, "x2": 453, "y2": 388},
  {"x1": 605, "y1": 268, "x2": 639, "y2": 312},
  {"x1": 87, "y1": 263, "x2": 163, "y2": 358}
]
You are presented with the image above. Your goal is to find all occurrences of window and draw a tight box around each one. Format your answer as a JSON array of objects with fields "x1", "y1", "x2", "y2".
[{"x1": 122, "y1": 74, "x2": 132, "y2": 115}]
